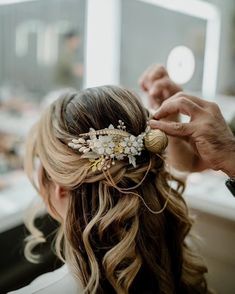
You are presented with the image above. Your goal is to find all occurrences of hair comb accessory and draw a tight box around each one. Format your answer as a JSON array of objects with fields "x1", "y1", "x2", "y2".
[{"x1": 68, "y1": 120, "x2": 168, "y2": 171}]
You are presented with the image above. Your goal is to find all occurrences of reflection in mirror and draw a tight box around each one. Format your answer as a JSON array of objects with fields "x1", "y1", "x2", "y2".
[
  {"x1": 120, "y1": 0, "x2": 219, "y2": 97},
  {"x1": 0, "y1": 1, "x2": 86, "y2": 291},
  {"x1": 0, "y1": 0, "x2": 85, "y2": 228}
]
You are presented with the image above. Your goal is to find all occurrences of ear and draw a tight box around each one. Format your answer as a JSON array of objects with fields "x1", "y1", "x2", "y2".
[
  {"x1": 54, "y1": 183, "x2": 68, "y2": 201},
  {"x1": 52, "y1": 183, "x2": 69, "y2": 220}
]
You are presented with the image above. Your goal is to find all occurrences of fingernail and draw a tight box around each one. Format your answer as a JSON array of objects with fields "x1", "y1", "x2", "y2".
[
  {"x1": 153, "y1": 110, "x2": 160, "y2": 119},
  {"x1": 149, "y1": 119, "x2": 160, "y2": 126}
]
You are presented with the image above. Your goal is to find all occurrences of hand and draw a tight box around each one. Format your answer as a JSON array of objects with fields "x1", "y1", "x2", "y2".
[
  {"x1": 139, "y1": 64, "x2": 182, "y2": 108},
  {"x1": 149, "y1": 92, "x2": 235, "y2": 177}
]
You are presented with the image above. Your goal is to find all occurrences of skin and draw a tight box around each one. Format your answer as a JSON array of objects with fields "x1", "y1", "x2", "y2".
[
  {"x1": 66, "y1": 36, "x2": 84, "y2": 78},
  {"x1": 139, "y1": 65, "x2": 235, "y2": 178},
  {"x1": 38, "y1": 165, "x2": 68, "y2": 221},
  {"x1": 139, "y1": 64, "x2": 181, "y2": 108},
  {"x1": 51, "y1": 183, "x2": 69, "y2": 220},
  {"x1": 139, "y1": 65, "x2": 199, "y2": 172}
]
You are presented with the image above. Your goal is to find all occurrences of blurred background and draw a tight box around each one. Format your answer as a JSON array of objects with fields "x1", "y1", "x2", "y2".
[{"x1": 0, "y1": 0, "x2": 235, "y2": 293}]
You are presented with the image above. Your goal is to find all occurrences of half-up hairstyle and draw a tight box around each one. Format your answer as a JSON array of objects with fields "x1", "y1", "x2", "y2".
[{"x1": 24, "y1": 85, "x2": 209, "y2": 293}]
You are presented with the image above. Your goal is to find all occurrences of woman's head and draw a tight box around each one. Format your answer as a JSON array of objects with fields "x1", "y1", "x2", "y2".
[
  {"x1": 27, "y1": 86, "x2": 151, "y2": 218},
  {"x1": 25, "y1": 85, "x2": 209, "y2": 294}
]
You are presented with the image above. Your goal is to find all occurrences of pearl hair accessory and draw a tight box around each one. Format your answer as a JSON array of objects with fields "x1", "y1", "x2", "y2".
[{"x1": 68, "y1": 120, "x2": 167, "y2": 172}]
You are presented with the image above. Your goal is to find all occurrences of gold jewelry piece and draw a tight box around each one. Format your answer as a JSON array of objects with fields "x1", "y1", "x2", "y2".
[{"x1": 68, "y1": 120, "x2": 168, "y2": 171}]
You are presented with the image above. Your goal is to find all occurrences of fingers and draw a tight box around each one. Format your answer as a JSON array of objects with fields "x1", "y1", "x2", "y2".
[
  {"x1": 147, "y1": 65, "x2": 168, "y2": 82},
  {"x1": 153, "y1": 93, "x2": 204, "y2": 119},
  {"x1": 139, "y1": 65, "x2": 182, "y2": 109},
  {"x1": 171, "y1": 92, "x2": 209, "y2": 108},
  {"x1": 139, "y1": 64, "x2": 168, "y2": 91},
  {"x1": 148, "y1": 78, "x2": 171, "y2": 99},
  {"x1": 148, "y1": 79, "x2": 170, "y2": 107},
  {"x1": 149, "y1": 120, "x2": 193, "y2": 137},
  {"x1": 148, "y1": 77, "x2": 181, "y2": 100}
]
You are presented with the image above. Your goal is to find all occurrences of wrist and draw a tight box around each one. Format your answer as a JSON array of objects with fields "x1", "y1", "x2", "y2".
[
  {"x1": 221, "y1": 140, "x2": 235, "y2": 178},
  {"x1": 223, "y1": 167, "x2": 235, "y2": 179}
]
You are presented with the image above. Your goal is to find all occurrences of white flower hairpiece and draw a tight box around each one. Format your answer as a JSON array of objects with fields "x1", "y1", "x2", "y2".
[
  {"x1": 68, "y1": 120, "x2": 169, "y2": 215},
  {"x1": 68, "y1": 120, "x2": 150, "y2": 172}
]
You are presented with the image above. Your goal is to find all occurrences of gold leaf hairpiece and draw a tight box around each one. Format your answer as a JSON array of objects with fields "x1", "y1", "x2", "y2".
[{"x1": 68, "y1": 120, "x2": 168, "y2": 171}]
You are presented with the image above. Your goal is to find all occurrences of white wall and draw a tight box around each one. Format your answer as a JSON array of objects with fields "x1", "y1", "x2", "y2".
[{"x1": 206, "y1": 0, "x2": 235, "y2": 94}]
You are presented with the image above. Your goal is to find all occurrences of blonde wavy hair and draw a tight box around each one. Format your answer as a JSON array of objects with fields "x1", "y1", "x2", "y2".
[{"x1": 24, "y1": 85, "x2": 209, "y2": 294}]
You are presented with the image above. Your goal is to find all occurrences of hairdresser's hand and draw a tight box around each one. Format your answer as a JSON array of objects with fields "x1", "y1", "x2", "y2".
[
  {"x1": 139, "y1": 65, "x2": 193, "y2": 172},
  {"x1": 150, "y1": 92, "x2": 235, "y2": 177},
  {"x1": 139, "y1": 64, "x2": 182, "y2": 108}
]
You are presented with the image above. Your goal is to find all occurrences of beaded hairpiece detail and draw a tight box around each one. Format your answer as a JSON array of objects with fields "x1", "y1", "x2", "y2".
[{"x1": 68, "y1": 120, "x2": 167, "y2": 171}]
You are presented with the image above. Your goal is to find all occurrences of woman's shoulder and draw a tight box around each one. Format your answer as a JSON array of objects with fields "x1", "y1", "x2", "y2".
[{"x1": 8, "y1": 264, "x2": 82, "y2": 294}]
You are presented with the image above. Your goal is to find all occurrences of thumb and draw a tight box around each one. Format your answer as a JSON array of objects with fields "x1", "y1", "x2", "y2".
[{"x1": 149, "y1": 119, "x2": 192, "y2": 137}]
